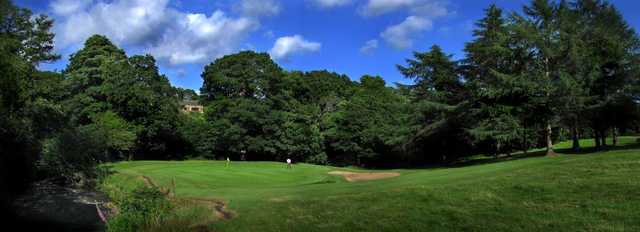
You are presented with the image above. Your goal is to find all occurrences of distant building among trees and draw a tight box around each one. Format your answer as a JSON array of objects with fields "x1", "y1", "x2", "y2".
[{"x1": 181, "y1": 100, "x2": 204, "y2": 113}]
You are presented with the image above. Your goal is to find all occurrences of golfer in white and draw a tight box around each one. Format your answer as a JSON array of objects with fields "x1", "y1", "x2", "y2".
[{"x1": 286, "y1": 158, "x2": 292, "y2": 169}]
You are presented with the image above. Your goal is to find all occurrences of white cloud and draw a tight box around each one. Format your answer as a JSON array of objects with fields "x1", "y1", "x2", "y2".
[
  {"x1": 360, "y1": 39, "x2": 378, "y2": 55},
  {"x1": 310, "y1": 0, "x2": 353, "y2": 8},
  {"x1": 54, "y1": 0, "x2": 174, "y2": 47},
  {"x1": 269, "y1": 35, "x2": 321, "y2": 60},
  {"x1": 149, "y1": 11, "x2": 257, "y2": 64},
  {"x1": 50, "y1": 0, "x2": 263, "y2": 65},
  {"x1": 234, "y1": 0, "x2": 281, "y2": 17},
  {"x1": 359, "y1": 0, "x2": 416, "y2": 17},
  {"x1": 360, "y1": 0, "x2": 450, "y2": 17},
  {"x1": 380, "y1": 16, "x2": 432, "y2": 49},
  {"x1": 409, "y1": 1, "x2": 450, "y2": 18},
  {"x1": 359, "y1": 0, "x2": 451, "y2": 50},
  {"x1": 50, "y1": 0, "x2": 92, "y2": 15}
]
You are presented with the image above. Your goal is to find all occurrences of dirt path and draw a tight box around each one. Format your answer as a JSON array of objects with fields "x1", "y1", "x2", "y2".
[{"x1": 328, "y1": 171, "x2": 400, "y2": 182}]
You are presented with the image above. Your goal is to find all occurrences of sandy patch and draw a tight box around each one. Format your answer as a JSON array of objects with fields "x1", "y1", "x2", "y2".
[{"x1": 328, "y1": 171, "x2": 400, "y2": 182}]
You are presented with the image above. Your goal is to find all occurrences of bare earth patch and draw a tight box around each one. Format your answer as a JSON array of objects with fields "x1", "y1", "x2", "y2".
[
  {"x1": 269, "y1": 196, "x2": 291, "y2": 202},
  {"x1": 184, "y1": 198, "x2": 235, "y2": 220},
  {"x1": 328, "y1": 171, "x2": 400, "y2": 182},
  {"x1": 139, "y1": 175, "x2": 235, "y2": 221}
]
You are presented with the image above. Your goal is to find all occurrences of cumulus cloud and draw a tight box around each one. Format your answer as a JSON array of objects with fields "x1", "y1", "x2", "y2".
[
  {"x1": 409, "y1": 1, "x2": 450, "y2": 18},
  {"x1": 310, "y1": 0, "x2": 353, "y2": 8},
  {"x1": 234, "y1": 0, "x2": 281, "y2": 17},
  {"x1": 359, "y1": 0, "x2": 451, "y2": 17},
  {"x1": 49, "y1": 0, "x2": 265, "y2": 65},
  {"x1": 149, "y1": 11, "x2": 257, "y2": 64},
  {"x1": 269, "y1": 35, "x2": 321, "y2": 60},
  {"x1": 50, "y1": 0, "x2": 92, "y2": 15},
  {"x1": 358, "y1": 0, "x2": 415, "y2": 17},
  {"x1": 358, "y1": 0, "x2": 450, "y2": 50},
  {"x1": 380, "y1": 16, "x2": 432, "y2": 49},
  {"x1": 360, "y1": 39, "x2": 378, "y2": 55},
  {"x1": 53, "y1": 0, "x2": 173, "y2": 48}
]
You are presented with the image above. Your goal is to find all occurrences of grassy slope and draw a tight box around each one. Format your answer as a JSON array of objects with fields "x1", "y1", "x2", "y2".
[{"x1": 103, "y1": 137, "x2": 640, "y2": 231}]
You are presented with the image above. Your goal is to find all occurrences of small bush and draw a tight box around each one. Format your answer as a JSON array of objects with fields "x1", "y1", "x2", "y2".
[
  {"x1": 107, "y1": 185, "x2": 172, "y2": 232},
  {"x1": 38, "y1": 127, "x2": 108, "y2": 187}
]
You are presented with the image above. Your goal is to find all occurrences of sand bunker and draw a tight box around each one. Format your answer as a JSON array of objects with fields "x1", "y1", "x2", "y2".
[{"x1": 328, "y1": 171, "x2": 400, "y2": 182}]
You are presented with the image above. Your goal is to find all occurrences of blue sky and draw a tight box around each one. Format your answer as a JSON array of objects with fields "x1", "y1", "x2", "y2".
[{"x1": 15, "y1": 0, "x2": 640, "y2": 91}]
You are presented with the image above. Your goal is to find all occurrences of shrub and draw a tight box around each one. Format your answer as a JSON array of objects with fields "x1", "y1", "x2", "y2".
[
  {"x1": 39, "y1": 127, "x2": 108, "y2": 186},
  {"x1": 107, "y1": 185, "x2": 172, "y2": 232}
]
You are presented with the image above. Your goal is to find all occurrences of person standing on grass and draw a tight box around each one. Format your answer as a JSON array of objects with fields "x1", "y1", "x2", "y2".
[
  {"x1": 286, "y1": 158, "x2": 292, "y2": 169},
  {"x1": 226, "y1": 157, "x2": 230, "y2": 167}
]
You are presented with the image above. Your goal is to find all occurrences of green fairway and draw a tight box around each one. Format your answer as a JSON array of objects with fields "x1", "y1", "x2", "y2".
[{"x1": 102, "y1": 137, "x2": 640, "y2": 231}]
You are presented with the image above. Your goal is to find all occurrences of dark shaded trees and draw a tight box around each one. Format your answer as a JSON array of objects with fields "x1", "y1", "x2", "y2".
[
  {"x1": 463, "y1": 4, "x2": 531, "y2": 156},
  {"x1": 398, "y1": 45, "x2": 473, "y2": 163},
  {"x1": 327, "y1": 75, "x2": 409, "y2": 166},
  {"x1": 573, "y1": 0, "x2": 640, "y2": 149},
  {"x1": 0, "y1": 0, "x2": 61, "y2": 211},
  {"x1": 287, "y1": 70, "x2": 357, "y2": 164},
  {"x1": 45, "y1": 34, "x2": 187, "y2": 163},
  {"x1": 200, "y1": 51, "x2": 290, "y2": 160},
  {"x1": 398, "y1": 0, "x2": 640, "y2": 163}
]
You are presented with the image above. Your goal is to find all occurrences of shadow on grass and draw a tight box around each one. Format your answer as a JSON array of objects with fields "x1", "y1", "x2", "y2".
[
  {"x1": 449, "y1": 142, "x2": 640, "y2": 168},
  {"x1": 449, "y1": 150, "x2": 547, "y2": 168},
  {"x1": 553, "y1": 142, "x2": 640, "y2": 155}
]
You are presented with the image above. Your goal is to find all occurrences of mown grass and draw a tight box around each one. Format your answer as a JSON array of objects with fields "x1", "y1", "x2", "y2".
[{"x1": 102, "y1": 136, "x2": 640, "y2": 231}]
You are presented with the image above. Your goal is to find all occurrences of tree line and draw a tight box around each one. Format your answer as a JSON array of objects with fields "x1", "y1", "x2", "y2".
[
  {"x1": 194, "y1": 0, "x2": 640, "y2": 165},
  {"x1": 1, "y1": 0, "x2": 639, "y2": 205}
]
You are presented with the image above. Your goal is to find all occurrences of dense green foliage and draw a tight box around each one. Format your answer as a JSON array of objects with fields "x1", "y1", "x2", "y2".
[
  {"x1": 63, "y1": 37, "x2": 187, "y2": 161},
  {"x1": 197, "y1": 53, "x2": 412, "y2": 165},
  {"x1": 0, "y1": 0, "x2": 61, "y2": 209},
  {"x1": 1, "y1": 0, "x2": 187, "y2": 196}
]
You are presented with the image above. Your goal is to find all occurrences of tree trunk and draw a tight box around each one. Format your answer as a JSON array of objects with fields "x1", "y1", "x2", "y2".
[
  {"x1": 612, "y1": 127, "x2": 618, "y2": 146},
  {"x1": 571, "y1": 126, "x2": 580, "y2": 152},
  {"x1": 594, "y1": 131, "x2": 601, "y2": 150},
  {"x1": 545, "y1": 124, "x2": 556, "y2": 156},
  {"x1": 543, "y1": 56, "x2": 554, "y2": 157},
  {"x1": 522, "y1": 123, "x2": 528, "y2": 155},
  {"x1": 495, "y1": 141, "x2": 501, "y2": 159},
  {"x1": 600, "y1": 130, "x2": 607, "y2": 149}
]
